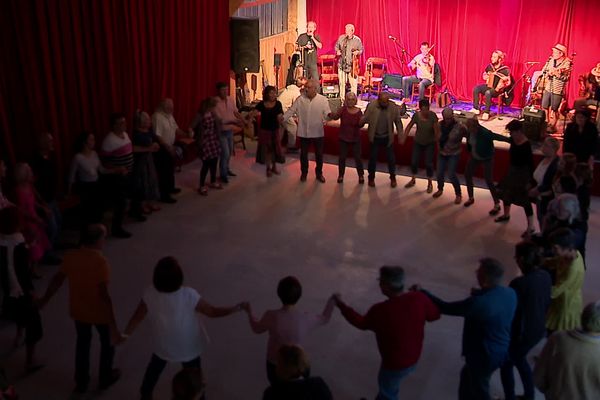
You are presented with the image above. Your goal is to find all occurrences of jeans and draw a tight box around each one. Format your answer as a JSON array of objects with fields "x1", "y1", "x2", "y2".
[
  {"x1": 402, "y1": 76, "x2": 432, "y2": 100},
  {"x1": 411, "y1": 142, "x2": 435, "y2": 177},
  {"x1": 300, "y1": 137, "x2": 324, "y2": 176},
  {"x1": 339, "y1": 140, "x2": 364, "y2": 177},
  {"x1": 464, "y1": 157, "x2": 499, "y2": 203},
  {"x1": 154, "y1": 146, "x2": 175, "y2": 198},
  {"x1": 500, "y1": 341, "x2": 538, "y2": 400},
  {"x1": 100, "y1": 174, "x2": 128, "y2": 231},
  {"x1": 473, "y1": 85, "x2": 499, "y2": 112},
  {"x1": 437, "y1": 154, "x2": 462, "y2": 195},
  {"x1": 368, "y1": 136, "x2": 396, "y2": 179},
  {"x1": 199, "y1": 157, "x2": 218, "y2": 187},
  {"x1": 219, "y1": 130, "x2": 234, "y2": 179},
  {"x1": 376, "y1": 365, "x2": 416, "y2": 400},
  {"x1": 458, "y1": 363, "x2": 496, "y2": 400},
  {"x1": 140, "y1": 354, "x2": 201, "y2": 398},
  {"x1": 74, "y1": 321, "x2": 114, "y2": 390}
]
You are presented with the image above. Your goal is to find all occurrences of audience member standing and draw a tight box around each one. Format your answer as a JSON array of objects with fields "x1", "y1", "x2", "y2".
[
  {"x1": 121, "y1": 256, "x2": 245, "y2": 400},
  {"x1": 152, "y1": 98, "x2": 185, "y2": 203},
  {"x1": 500, "y1": 241, "x2": 551, "y2": 400},
  {"x1": 190, "y1": 98, "x2": 223, "y2": 196},
  {"x1": 0, "y1": 206, "x2": 43, "y2": 373},
  {"x1": 262, "y1": 345, "x2": 333, "y2": 400},
  {"x1": 463, "y1": 117, "x2": 511, "y2": 215},
  {"x1": 328, "y1": 92, "x2": 364, "y2": 184},
  {"x1": 433, "y1": 108, "x2": 467, "y2": 203},
  {"x1": 528, "y1": 137, "x2": 560, "y2": 230},
  {"x1": 360, "y1": 92, "x2": 404, "y2": 187},
  {"x1": 278, "y1": 77, "x2": 306, "y2": 152},
  {"x1": 282, "y1": 80, "x2": 331, "y2": 183},
  {"x1": 132, "y1": 110, "x2": 161, "y2": 214},
  {"x1": 534, "y1": 301, "x2": 600, "y2": 400},
  {"x1": 255, "y1": 85, "x2": 285, "y2": 177},
  {"x1": 403, "y1": 99, "x2": 440, "y2": 192},
  {"x1": 38, "y1": 224, "x2": 121, "y2": 394},
  {"x1": 335, "y1": 266, "x2": 440, "y2": 400},
  {"x1": 562, "y1": 109, "x2": 598, "y2": 168},
  {"x1": 214, "y1": 82, "x2": 244, "y2": 184},
  {"x1": 243, "y1": 276, "x2": 335, "y2": 384},
  {"x1": 494, "y1": 120, "x2": 535, "y2": 237},
  {"x1": 419, "y1": 258, "x2": 517, "y2": 400}
]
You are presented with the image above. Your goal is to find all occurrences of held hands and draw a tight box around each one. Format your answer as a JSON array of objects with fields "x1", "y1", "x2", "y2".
[
  {"x1": 331, "y1": 293, "x2": 342, "y2": 307},
  {"x1": 238, "y1": 301, "x2": 250, "y2": 313}
]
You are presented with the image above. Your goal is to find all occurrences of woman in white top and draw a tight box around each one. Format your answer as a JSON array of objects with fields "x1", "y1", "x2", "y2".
[{"x1": 121, "y1": 257, "x2": 246, "y2": 399}]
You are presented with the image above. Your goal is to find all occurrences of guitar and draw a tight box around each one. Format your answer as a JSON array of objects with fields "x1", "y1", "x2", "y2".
[{"x1": 351, "y1": 53, "x2": 360, "y2": 78}]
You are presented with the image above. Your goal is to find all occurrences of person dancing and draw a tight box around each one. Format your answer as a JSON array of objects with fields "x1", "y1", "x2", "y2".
[{"x1": 470, "y1": 50, "x2": 511, "y2": 121}]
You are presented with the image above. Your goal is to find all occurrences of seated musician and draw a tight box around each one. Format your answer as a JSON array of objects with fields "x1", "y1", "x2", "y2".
[
  {"x1": 574, "y1": 63, "x2": 600, "y2": 108},
  {"x1": 402, "y1": 42, "x2": 435, "y2": 102},
  {"x1": 470, "y1": 50, "x2": 511, "y2": 121},
  {"x1": 334, "y1": 24, "x2": 363, "y2": 100}
]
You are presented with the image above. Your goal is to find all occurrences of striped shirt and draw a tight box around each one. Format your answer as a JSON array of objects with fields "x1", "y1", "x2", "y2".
[
  {"x1": 100, "y1": 132, "x2": 134, "y2": 173},
  {"x1": 544, "y1": 58, "x2": 572, "y2": 95}
]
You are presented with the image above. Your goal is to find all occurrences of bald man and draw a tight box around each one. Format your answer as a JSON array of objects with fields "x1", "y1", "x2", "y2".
[
  {"x1": 360, "y1": 93, "x2": 404, "y2": 187},
  {"x1": 335, "y1": 24, "x2": 364, "y2": 100},
  {"x1": 296, "y1": 21, "x2": 322, "y2": 82}
]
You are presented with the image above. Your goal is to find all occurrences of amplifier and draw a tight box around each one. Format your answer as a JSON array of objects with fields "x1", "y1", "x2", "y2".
[
  {"x1": 382, "y1": 73, "x2": 403, "y2": 89},
  {"x1": 322, "y1": 84, "x2": 340, "y2": 98},
  {"x1": 521, "y1": 107, "x2": 547, "y2": 142}
]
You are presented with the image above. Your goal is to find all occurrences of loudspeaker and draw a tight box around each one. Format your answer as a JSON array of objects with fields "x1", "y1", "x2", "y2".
[
  {"x1": 328, "y1": 98, "x2": 342, "y2": 113},
  {"x1": 382, "y1": 74, "x2": 403, "y2": 89},
  {"x1": 274, "y1": 53, "x2": 282, "y2": 67},
  {"x1": 521, "y1": 107, "x2": 547, "y2": 142},
  {"x1": 230, "y1": 18, "x2": 259, "y2": 73},
  {"x1": 322, "y1": 84, "x2": 340, "y2": 98}
]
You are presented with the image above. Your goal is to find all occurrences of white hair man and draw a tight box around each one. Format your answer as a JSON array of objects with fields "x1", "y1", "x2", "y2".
[{"x1": 334, "y1": 24, "x2": 363, "y2": 100}]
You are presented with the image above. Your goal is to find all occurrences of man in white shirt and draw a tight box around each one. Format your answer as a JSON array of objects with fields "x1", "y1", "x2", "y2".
[
  {"x1": 152, "y1": 98, "x2": 186, "y2": 203},
  {"x1": 278, "y1": 77, "x2": 306, "y2": 153},
  {"x1": 402, "y1": 42, "x2": 435, "y2": 102},
  {"x1": 282, "y1": 80, "x2": 331, "y2": 182}
]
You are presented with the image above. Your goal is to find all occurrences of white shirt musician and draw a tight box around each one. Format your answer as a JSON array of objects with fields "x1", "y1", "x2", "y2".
[
  {"x1": 296, "y1": 21, "x2": 322, "y2": 82},
  {"x1": 334, "y1": 24, "x2": 363, "y2": 100},
  {"x1": 402, "y1": 42, "x2": 435, "y2": 102},
  {"x1": 471, "y1": 50, "x2": 511, "y2": 120},
  {"x1": 540, "y1": 43, "x2": 572, "y2": 128}
]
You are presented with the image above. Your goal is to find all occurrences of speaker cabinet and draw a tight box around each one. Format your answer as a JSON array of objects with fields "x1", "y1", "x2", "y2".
[
  {"x1": 521, "y1": 107, "x2": 547, "y2": 142},
  {"x1": 230, "y1": 18, "x2": 259, "y2": 73}
]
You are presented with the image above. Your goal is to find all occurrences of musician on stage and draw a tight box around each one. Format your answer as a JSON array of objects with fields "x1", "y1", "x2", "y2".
[
  {"x1": 402, "y1": 42, "x2": 435, "y2": 102},
  {"x1": 540, "y1": 44, "x2": 572, "y2": 129},
  {"x1": 296, "y1": 21, "x2": 322, "y2": 82},
  {"x1": 335, "y1": 24, "x2": 363, "y2": 100},
  {"x1": 470, "y1": 50, "x2": 511, "y2": 121},
  {"x1": 574, "y1": 62, "x2": 600, "y2": 109}
]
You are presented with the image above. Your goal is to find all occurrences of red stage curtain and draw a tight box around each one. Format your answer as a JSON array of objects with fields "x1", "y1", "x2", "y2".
[
  {"x1": 0, "y1": 0, "x2": 229, "y2": 179},
  {"x1": 307, "y1": 0, "x2": 600, "y2": 105}
]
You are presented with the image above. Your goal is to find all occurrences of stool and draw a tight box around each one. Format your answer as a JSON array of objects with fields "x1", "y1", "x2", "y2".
[{"x1": 411, "y1": 82, "x2": 435, "y2": 104}]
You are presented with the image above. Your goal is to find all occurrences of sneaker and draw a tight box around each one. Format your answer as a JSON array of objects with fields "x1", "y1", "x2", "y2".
[
  {"x1": 98, "y1": 369, "x2": 121, "y2": 391},
  {"x1": 404, "y1": 178, "x2": 416, "y2": 188},
  {"x1": 481, "y1": 112, "x2": 490, "y2": 121},
  {"x1": 463, "y1": 198, "x2": 475, "y2": 207},
  {"x1": 454, "y1": 195, "x2": 462, "y2": 204},
  {"x1": 489, "y1": 204, "x2": 501, "y2": 216},
  {"x1": 426, "y1": 181, "x2": 433, "y2": 193},
  {"x1": 198, "y1": 187, "x2": 208, "y2": 196},
  {"x1": 227, "y1": 170, "x2": 237, "y2": 177},
  {"x1": 316, "y1": 175, "x2": 326, "y2": 183},
  {"x1": 368, "y1": 178, "x2": 375, "y2": 187},
  {"x1": 469, "y1": 108, "x2": 480, "y2": 115},
  {"x1": 432, "y1": 190, "x2": 443, "y2": 198},
  {"x1": 337, "y1": 176, "x2": 343, "y2": 183}
]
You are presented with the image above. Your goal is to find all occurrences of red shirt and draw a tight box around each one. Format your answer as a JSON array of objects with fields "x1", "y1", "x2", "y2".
[{"x1": 338, "y1": 291, "x2": 440, "y2": 370}]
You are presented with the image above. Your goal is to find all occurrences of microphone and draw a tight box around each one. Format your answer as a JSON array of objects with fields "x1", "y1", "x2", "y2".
[
  {"x1": 388, "y1": 35, "x2": 397, "y2": 41},
  {"x1": 525, "y1": 61, "x2": 540, "y2": 65}
]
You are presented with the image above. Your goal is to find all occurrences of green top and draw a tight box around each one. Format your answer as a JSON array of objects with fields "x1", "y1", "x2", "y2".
[{"x1": 411, "y1": 111, "x2": 438, "y2": 145}]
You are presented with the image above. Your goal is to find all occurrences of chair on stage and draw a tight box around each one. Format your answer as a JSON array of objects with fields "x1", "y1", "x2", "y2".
[
  {"x1": 361, "y1": 57, "x2": 387, "y2": 98},
  {"x1": 319, "y1": 55, "x2": 338, "y2": 88},
  {"x1": 411, "y1": 82, "x2": 436, "y2": 104}
]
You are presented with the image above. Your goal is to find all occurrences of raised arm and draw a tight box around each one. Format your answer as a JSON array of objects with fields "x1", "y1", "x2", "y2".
[
  {"x1": 122, "y1": 300, "x2": 148, "y2": 338},
  {"x1": 422, "y1": 290, "x2": 473, "y2": 317},
  {"x1": 195, "y1": 298, "x2": 242, "y2": 318},
  {"x1": 334, "y1": 295, "x2": 371, "y2": 330},
  {"x1": 244, "y1": 305, "x2": 271, "y2": 334}
]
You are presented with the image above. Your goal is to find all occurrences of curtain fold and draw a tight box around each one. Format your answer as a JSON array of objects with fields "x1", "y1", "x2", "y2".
[
  {"x1": 307, "y1": 0, "x2": 599, "y2": 105},
  {"x1": 0, "y1": 0, "x2": 230, "y2": 177}
]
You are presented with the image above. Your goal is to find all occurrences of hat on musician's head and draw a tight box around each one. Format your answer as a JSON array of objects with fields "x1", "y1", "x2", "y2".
[
  {"x1": 591, "y1": 63, "x2": 600, "y2": 78},
  {"x1": 552, "y1": 43, "x2": 567, "y2": 55}
]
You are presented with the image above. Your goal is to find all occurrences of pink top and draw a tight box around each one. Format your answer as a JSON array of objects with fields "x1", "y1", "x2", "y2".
[
  {"x1": 213, "y1": 96, "x2": 238, "y2": 131},
  {"x1": 250, "y1": 301, "x2": 334, "y2": 363}
]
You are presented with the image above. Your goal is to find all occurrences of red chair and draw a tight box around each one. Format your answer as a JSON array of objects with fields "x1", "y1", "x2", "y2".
[
  {"x1": 319, "y1": 55, "x2": 338, "y2": 87},
  {"x1": 361, "y1": 57, "x2": 387, "y2": 98}
]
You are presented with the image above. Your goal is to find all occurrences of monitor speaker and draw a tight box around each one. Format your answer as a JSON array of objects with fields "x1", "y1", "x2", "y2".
[
  {"x1": 230, "y1": 18, "x2": 259, "y2": 73},
  {"x1": 274, "y1": 53, "x2": 282, "y2": 67},
  {"x1": 521, "y1": 107, "x2": 547, "y2": 142},
  {"x1": 322, "y1": 84, "x2": 340, "y2": 98}
]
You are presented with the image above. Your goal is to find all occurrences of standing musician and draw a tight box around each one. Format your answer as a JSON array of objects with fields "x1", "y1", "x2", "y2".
[
  {"x1": 335, "y1": 24, "x2": 364, "y2": 100},
  {"x1": 402, "y1": 42, "x2": 435, "y2": 102},
  {"x1": 296, "y1": 21, "x2": 322, "y2": 82},
  {"x1": 470, "y1": 50, "x2": 511, "y2": 121},
  {"x1": 539, "y1": 43, "x2": 572, "y2": 129}
]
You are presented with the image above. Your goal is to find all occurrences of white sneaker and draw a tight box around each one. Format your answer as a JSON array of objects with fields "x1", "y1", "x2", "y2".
[
  {"x1": 481, "y1": 112, "x2": 490, "y2": 121},
  {"x1": 468, "y1": 108, "x2": 480, "y2": 115}
]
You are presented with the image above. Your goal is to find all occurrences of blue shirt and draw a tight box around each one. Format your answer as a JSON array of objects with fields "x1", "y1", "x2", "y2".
[{"x1": 425, "y1": 286, "x2": 517, "y2": 368}]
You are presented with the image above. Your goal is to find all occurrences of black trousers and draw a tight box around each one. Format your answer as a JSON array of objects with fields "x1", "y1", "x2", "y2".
[
  {"x1": 140, "y1": 353, "x2": 201, "y2": 398},
  {"x1": 154, "y1": 147, "x2": 176, "y2": 198},
  {"x1": 74, "y1": 321, "x2": 114, "y2": 390},
  {"x1": 300, "y1": 137, "x2": 324, "y2": 176},
  {"x1": 77, "y1": 181, "x2": 104, "y2": 227},
  {"x1": 339, "y1": 140, "x2": 364, "y2": 177},
  {"x1": 199, "y1": 158, "x2": 218, "y2": 187},
  {"x1": 4, "y1": 294, "x2": 42, "y2": 345}
]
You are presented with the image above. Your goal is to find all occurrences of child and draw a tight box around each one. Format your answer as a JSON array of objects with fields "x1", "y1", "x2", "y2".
[{"x1": 191, "y1": 98, "x2": 223, "y2": 196}]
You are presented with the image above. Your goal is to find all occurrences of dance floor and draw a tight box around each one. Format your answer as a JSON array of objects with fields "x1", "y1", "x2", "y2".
[{"x1": 2, "y1": 147, "x2": 599, "y2": 399}]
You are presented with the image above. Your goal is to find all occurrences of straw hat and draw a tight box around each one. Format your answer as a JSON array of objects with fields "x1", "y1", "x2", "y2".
[
  {"x1": 591, "y1": 63, "x2": 600, "y2": 78},
  {"x1": 552, "y1": 43, "x2": 567, "y2": 55}
]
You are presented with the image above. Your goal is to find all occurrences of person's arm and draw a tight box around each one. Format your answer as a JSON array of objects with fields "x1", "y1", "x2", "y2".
[
  {"x1": 538, "y1": 158, "x2": 559, "y2": 194},
  {"x1": 421, "y1": 290, "x2": 472, "y2": 317},
  {"x1": 403, "y1": 118, "x2": 415, "y2": 137},
  {"x1": 282, "y1": 97, "x2": 300, "y2": 121},
  {"x1": 491, "y1": 132, "x2": 511, "y2": 143},
  {"x1": 312, "y1": 34, "x2": 322, "y2": 49},
  {"x1": 395, "y1": 108, "x2": 405, "y2": 143},
  {"x1": 99, "y1": 281, "x2": 120, "y2": 342},
  {"x1": 328, "y1": 107, "x2": 343, "y2": 121},
  {"x1": 244, "y1": 305, "x2": 271, "y2": 334},
  {"x1": 359, "y1": 103, "x2": 371, "y2": 127},
  {"x1": 195, "y1": 298, "x2": 242, "y2": 318},
  {"x1": 433, "y1": 119, "x2": 441, "y2": 142},
  {"x1": 408, "y1": 56, "x2": 417, "y2": 70},
  {"x1": 37, "y1": 271, "x2": 66, "y2": 308},
  {"x1": 122, "y1": 300, "x2": 148, "y2": 337},
  {"x1": 313, "y1": 295, "x2": 336, "y2": 325},
  {"x1": 356, "y1": 37, "x2": 364, "y2": 55},
  {"x1": 334, "y1": 295, "x2": 371, "y2": 330},
  {"x1": 550, "y1": 257, "x2": 581, "y2": 299},
  {"x1": 334, "y1": 36, "x2": 342, "y2": 56}
]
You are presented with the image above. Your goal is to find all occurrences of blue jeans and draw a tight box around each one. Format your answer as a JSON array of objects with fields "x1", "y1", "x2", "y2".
[
  {"x1": 402, "y1": 76, "x2": 432, "y2": 100},
  {"x1": 458, "y1": 363, "x2": 497, "y2": 400},
  {"x1": 437, "y1": 154, "x2": 461, "y2": 195},
  {"x1": 410, "y1": 142, "x2": 435, "y2": 177},
  {"x1": 376, "y1": 365, "x2": 416, "y2": 400},
  {"x1": 368, "y1": 136, "x2": 396, "y2": 179},
  {"x1": 500, "y1": 341, "x2": 538, "y2": 400},
  {"x1": 219, "y1": 130, "x2": 233, "y2": 179}
]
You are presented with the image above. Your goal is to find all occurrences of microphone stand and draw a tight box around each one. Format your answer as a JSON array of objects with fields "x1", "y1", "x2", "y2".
[
  {"x1": 389, "y1": 38, "x2": 410, "y2": 76},
  {"x1": 505, "y1": 62, "x2": 539, "y2": 108}
]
